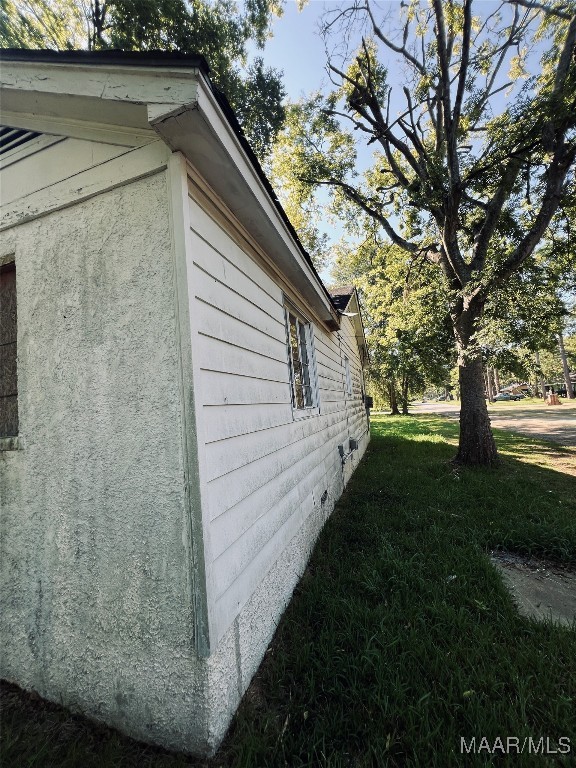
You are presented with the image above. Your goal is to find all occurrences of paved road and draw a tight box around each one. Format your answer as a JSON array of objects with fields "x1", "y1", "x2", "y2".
[{"x1": 413, "y1": 401, "x2": 576, "y2": 447}]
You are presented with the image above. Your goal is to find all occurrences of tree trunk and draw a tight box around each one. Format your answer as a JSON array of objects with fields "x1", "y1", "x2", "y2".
[
  {"x1": 493, "y1": 367, "x2": 500, "y2": 393},
  {"x1": 484, "y1": 366, "x2": 494, "y2": 402},
  {"x1": 400, "y1": 375, "x2": 409, "y2": 415},
  {"x1": 453, "y1": 301, "x2": 498, "y2": 466},
  {"x1": 558, "y1": 334, "x2": 574, "y2": 399},
  {"x1": 456, "y1": 356, "x2": 499, "y2": 465},
  {"x1": 489, "y1": 367, "x2": 496, "y2": 400},
  {"x1": 389, "y1": 381, "x2": 400, "y2": 415},
  {"x1": 535, "y1": 351, "x2": 546, "y2": 400}
]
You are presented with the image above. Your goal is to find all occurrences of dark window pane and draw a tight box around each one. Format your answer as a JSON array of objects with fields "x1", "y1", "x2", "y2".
[
  {"x1": 286, "y1": 309, "x2": 315, "y2": 410},
  {"x1": 298, "y1": 323, "x2": 311, "y2": 393},
  {"x1": 298, "y1": 322, "x2": 309, "y2": 367},
  {"x1": 0, "y1": 264, "x2": 16, "y2": 345},
  {"x1": 0, "y1": 396, "x2": 18, "y2": 437},
  {"x1": 0, "y1": 344, "x2": 17, "y2": 397},
  {"x1": 0, "y1": 262, "x2": 18, "y2": 436}
]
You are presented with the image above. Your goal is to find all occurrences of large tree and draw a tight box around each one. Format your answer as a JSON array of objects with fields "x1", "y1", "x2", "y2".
[
  {"x1": 0, "y1": 0, "x2": 286, "y2": 159},
  {"x1": 271, "y1": 0, "x2": 576, "y2": 465}
]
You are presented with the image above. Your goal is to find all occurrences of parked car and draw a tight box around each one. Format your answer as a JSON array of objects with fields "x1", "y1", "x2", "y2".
[{"x1": 493, "y1": 392, "x2": 523, "y2": 401}]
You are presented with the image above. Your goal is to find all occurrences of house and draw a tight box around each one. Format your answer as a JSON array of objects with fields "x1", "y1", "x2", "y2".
[{"x1": 0, "y1": 50, "x2": 369, "y2": 756}]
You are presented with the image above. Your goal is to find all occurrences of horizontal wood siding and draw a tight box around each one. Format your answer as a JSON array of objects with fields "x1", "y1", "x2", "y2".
[{"x1": 187, "y1": 190, "x2": 369, "y2": 643}]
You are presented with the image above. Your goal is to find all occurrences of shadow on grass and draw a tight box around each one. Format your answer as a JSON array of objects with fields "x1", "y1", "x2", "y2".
[
  {"x1": 378, "y1": 411, "x2": 576, "y2": 476},
  {"x1": 492, "y1": 428, "x2": 576, "y2": 471}
]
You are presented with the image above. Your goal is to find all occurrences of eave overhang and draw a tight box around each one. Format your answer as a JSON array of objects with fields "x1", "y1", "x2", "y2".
[
  {"x1": 0, "y1": 49, "x2": 341, "y2": 331},
  {"x1": 330, "y1": 286, "x2": 369, "y2": 366}
]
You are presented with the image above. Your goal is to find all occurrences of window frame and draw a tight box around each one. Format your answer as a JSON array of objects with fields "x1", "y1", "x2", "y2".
[{"x1": 284, "y1": 302, "x2": 319, "y2": 417}]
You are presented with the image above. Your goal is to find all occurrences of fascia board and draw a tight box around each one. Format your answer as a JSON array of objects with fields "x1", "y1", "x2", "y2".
[
  {"x1": 196, "y1": 82, "x2": 337, "y2": 323},
  {"x1": 0, "y1": 59, "x2": 201, "y2": 106}
]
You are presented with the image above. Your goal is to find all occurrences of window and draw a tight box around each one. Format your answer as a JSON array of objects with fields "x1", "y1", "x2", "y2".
[
  {"x1": 344, "y1": 356, "x2": 352, "y2": 396},
  {"x1": 285, "y1": 307, "x2": 317, "y2": 410},
  {"x1": 0, "y1": 261, "x2": 18, "y2": 437}
]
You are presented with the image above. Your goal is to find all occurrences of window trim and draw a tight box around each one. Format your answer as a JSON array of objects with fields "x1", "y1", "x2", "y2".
[{"x1": 284, "y1": 302, "x2": 320, "y2": 417}]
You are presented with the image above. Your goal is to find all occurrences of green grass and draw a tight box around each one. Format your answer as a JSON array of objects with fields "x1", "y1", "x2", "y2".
[{"x1": 2, "y1": 415, "x2": 575, "y2": 767}]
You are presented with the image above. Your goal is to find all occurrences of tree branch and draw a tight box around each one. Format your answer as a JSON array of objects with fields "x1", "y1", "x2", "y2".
[
  {"x1": 302, "y1": 176, "x2": 421, "y2": 254},
  {"x1": 453, "y1": 0, "x2": 472, "y2": 131},
  {"x1": 470, "y1": 153, "x2": 526, "y2": 271},
  {"x1": 552, "y1": 11, "x2": 576, "y2": 98},
  {"x1": 330, "y1": 60, "x2": 426, "y2": 186},
  {"x1": 432, "y1": 0, "x2": 460, "y2": 188},
  {"x1": 507, "y1": 0, "x2": 573, "y2": 21},
  {"x1": 402, "y1": 87, "x2": 430, "y2": 172},
  {"x1": 363, "y1": 0, "x2": 426, "y2": 75},
  {"x1": 323, "y1": 108, "x2": 373, "y2": 135},
  {"x1": 469, "y1": 5, "x2": 524, "y2": 131},
  {"x1": 492, "y1": 142, "x2": 576, "y2": 287}
]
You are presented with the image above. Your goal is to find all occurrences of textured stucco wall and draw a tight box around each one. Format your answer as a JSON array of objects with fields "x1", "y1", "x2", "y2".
[{"x1": 0, "y1": 171, "x2": 214, "y2": 753}]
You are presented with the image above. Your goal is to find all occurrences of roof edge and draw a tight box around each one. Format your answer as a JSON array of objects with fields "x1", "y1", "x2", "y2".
[{"x1": 0, "y1": 47, "x2": 210, "y2": 73}]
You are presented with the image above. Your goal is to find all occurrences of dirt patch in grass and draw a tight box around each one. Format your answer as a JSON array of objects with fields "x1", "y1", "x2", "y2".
[
  {"x1": 534, "y1": 446, "x2": 576, "y2": 476},
  {"x1": 491, "y1": 551, "x2": 576, "y2": 627}
]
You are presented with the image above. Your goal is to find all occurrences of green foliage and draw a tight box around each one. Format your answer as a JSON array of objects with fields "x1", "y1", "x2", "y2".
[
  {"x1": 0, "y1": 0, "x2": 286, "y2": 159},
  {"x1": 270, "y1": 1, "x2": 576, "y2": 436},
  {"x1": 105, "y1": 0, "x2": 287, "y2": 158},
  {"x1": 332, "y1": 236, "x2": 455, "y2": 409},
  {"x1": 274, "y1": 1, "x2": 576, "y2": 287},
  {"x1": 0, "y1": 0, "x2": 85, "y2": 48},
  {"x1": 268, "y1": 97, "x2": 357, "y2": 268}
]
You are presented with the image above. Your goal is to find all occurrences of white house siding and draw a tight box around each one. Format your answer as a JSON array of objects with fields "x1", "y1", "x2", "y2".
[
  {"x1": 185, "y1": 179, "x2": 370, "y2": 656},
  {"x1": 0, "y1": 157, "x2": 220, "y2": 754}
]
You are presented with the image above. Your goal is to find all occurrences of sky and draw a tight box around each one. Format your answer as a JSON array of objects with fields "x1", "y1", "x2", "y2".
[{"x1": 260, "y1": 2, "x2": 333, "y2": 100}]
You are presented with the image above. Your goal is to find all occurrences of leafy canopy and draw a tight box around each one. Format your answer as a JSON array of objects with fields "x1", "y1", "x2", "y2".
[
  {"x1": 272, "y1": 1, "x2": 576, "y2": 308},
  {"x1": 0, "y1": 0, "x2": 287, "y2": 159}
]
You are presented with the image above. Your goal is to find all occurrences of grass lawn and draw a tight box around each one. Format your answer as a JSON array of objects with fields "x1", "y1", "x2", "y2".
[{"x1": 2, "y1": 414, "x2": 575, "y2": 767}]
